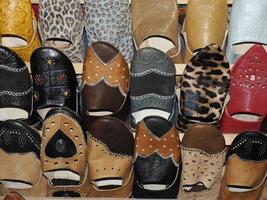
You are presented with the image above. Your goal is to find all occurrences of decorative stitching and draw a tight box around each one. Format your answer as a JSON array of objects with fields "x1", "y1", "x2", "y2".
[
  {"x1": 131, "y1": 69, "x2": 175, "y2": 77},
  {"x1": 181, "y1": 146, "x2": 227, "y2": 157},
  {"x1": 0, "y1": 87, "x2": 32, "y2": 97},
  {"x1": 0, "y1": 64, "x2": 27, "y2": 72},
  {"x1": 131, "y1": 93, "x2": 175, "y2": 100}
]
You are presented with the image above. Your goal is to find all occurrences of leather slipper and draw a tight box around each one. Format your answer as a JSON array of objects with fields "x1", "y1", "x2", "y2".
[
  {"x1": 132, "y1": 116, "x2": 181, "y2": 198},
  {"x1": 132, "y1": 0, "x2": 181, "y2": 63},
  {"x1": 3, "y1": 192, "x2": 25, "y2": 200},
  {"x1": 38, "y1": 0, "x2": 85, "y2": 62},
  {"x1": 30, "y1": 47, "x2": 78, "y2": 119},
  {"x1": 220, "y1": 131, "x2": 267, "y2": 200},
  {"x1": 0, "y1": 46, "x2": 33, "y2": 121},
  {"x1": 0, "y1": 120, "x2": 42, "y2": 189},
  {"x1": 84, "y1": 0, "x2": 133, "y2": 62},
  {"x1": 221, "y1": 45, "x2": 267, "y2": 133},
  {"x1": 179, "y1": 124, "x2": 226, "y2": 199},
  {"x1": 0, "y1": 0, "x2": 41, "y2": 61},
  {"x1": 81, "y1": 42, "x2": 129, "y2": 118},
  {"x1": 129, "y1": 47, "x2": 177, "y2": 132},
  {"x1": 226, "y1": 0, "x2": 267, "y2": 64},
  {"x1": 182, "y1": 0, "x2": 228, "y2": 63},
  {"x1": 41, "y1": 107, "x2": 87, "y2": 186},
  {"x1": 177, "y1": 43, "x2": 230, "y2": 132},
  {"x1": 87, "y1": 117, "x2": 134, "y2": 198}
]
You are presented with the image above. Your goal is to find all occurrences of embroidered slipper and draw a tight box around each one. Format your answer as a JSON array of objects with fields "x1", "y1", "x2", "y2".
[
  {"x1": 0, "y1": 120, "x2": 42, "y2": 189},
  {"x1": 182, "y1": 0, "x2": 228, "y2": 63},
  {"x1": 132, "y1": 116, "x2": 181, "y2": 198},
  {"x1": 0, "y1": 0, "x2": 41, "y2": 61},
  {"x1": 38, "y1": 0, "x2": 85, "y2": 62},
  {"x1": 220, "y1": 131, "x2": 267, "y2": 200},
  {"x1": 87, "y1": 117, "x2": 134, "y2": 198},
  {"x1": 3, "y1": 192, "x2": 25, "y2": 200},
  {"x1": 180, "y1": 124, "x2": 226, "y2": 197},
  {"x1": 221, "y1": 45, "x2": 267, "y2": 133},
  {"x1": 81, "y1": 42, "x2": 129, "y2": 117},
  {"x1": 3, "y1": 176, "x2": 48, "y2": 197},
  {"x1": 226, "y1": 0, "x2": 267, "y2": 64},
  {"x1": 129, "y1": 47, "x2": 177, "y2": 132},
  {"x1": 84, "y1": 0, "x2": 133, "y2": 63},
  {"x1": 177, "y1": 43, "x2": 230, "y2": 132},
  {"x1": 132, "y1": 0, "x2": 181, "y2": 63},
  {"x1": 30, "y1": 47, "x2": 78, "y2": 120},
  {"x1": 0, "y1": 46, "x2": 33, "y2": 121},
  {"x1": 41, "y1": 107, "x2": 87, "y2": 186}
]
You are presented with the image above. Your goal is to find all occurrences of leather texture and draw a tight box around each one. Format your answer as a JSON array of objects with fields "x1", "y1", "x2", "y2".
[
  {"x1": 31, "y1": 47, "x2": 78, "y2": 112},
  {"x1": 82, "y1": 42, "x2": 129, "y2": 116},
  {"x1": 88, "y1": 117, "x2": 134, "y2": 197},
  {"x1": 38, "y1": 0, "x2": 85, "y2": 62},
  {"x1": 0, "y1": 46, "x2": 33, "y2": 117},
  {"x1": 41, "y1": 107, "x2": 87, "y2": 186},
  {"x1": 0, "y1": 0, "x2": 41, "y2": 61},
  {"x1": 131, "y1": 0, "x2": 181, "y2": 62},
  {"x1": 220, "y1": 131, "x2": 267, "y2": 200},
  {"x1": 221, "y1": 45, "x2": 267, "y2": 133},
  {"x1": 183, "y1": 0, "x2": 228, "y2": 63},
  {"x1": 130, "y1": 47, "x2": 176, "y2": 131},
  {"x1": 3, "y1": 192, "x2": 25, "y2": 200},
  {"x1": 178, "y1": 44, "x2": 230, "y2": 132},
  {"x1": 133, "y1": 116, "x2": 181, "y2": 198},
  {"x1": 0, "y1": 120, "x2": 42, "y2": 188},
  {"x1": 226, "y1": 0, "x2": 267, "y2": 64},
  {"x1": 181, "y1": 124, "x2": 226, "y2": 194},
  {"x1": 84, "y1": 0, "x2": 133, "y2": 62}
]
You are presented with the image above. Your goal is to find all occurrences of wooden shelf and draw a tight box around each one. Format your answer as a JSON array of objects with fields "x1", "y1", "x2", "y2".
[{"x1": 31, "y1": 0, "x2": 233, "y2": 4}]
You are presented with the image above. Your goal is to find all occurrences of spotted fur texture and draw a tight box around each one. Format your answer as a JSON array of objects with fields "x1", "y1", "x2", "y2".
[{"x1": 178, "y1": 44, "x2": 230, "y2": 131}]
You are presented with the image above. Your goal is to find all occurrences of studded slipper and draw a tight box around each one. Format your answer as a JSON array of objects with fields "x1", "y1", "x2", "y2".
[
  {"x1": 220, "y1": 131, "x2": 267, "y2": 200},
  {"x1": 177, "y1": 43, "x2": 230, "y2": 132},
  {"x1": 41, "y1": 107, "x2": 87, "y2": 186},
  {"x1": 221, "y1": 45, "x2": 267, "y2": 133},
  {"x1": 38, "y1": 0, "x2": 85, "y2": 62},
  {"x1": 132, "y1": 116, "x2": 181, "y2": 198},
  {"x1": 178, "y1": 124, "x2": 226, "y2": 200},
  {"x1": 87, "y1": 117, "x2": 134, "y2": 198}
]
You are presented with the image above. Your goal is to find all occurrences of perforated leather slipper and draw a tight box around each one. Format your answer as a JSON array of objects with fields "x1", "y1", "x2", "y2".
[
  {"x1": 41, "y1": 107, "x2": 87, "y2": 186},
  {"x1": 87, "y1": 117, "x2": 134, "y2": 198},
  {"x1": 179, "y1": 124, "x2": 226, "y2": 199},
  {"x1": 177, "y1": 43, "x2": 230, "y2": 132},
  {"x1": 220, "y1": 131, "x2": 267, "y2": 200},
  {"x1": 221, "y1": 45, "x2": 267, "y2": 133}
]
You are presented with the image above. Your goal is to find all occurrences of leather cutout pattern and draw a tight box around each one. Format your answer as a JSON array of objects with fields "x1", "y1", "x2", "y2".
[
  {"x1": 41, "y1": 113, "x2": 87, "y2": 183},
  {"x1": 83, "y1": 45, "x2": 129, "y2": 95},
  {"x1": 39, "y1": 0, "x2": 85, "y2": 62},
  {"x1": 178, "y1": 44, "x2": 230, "y2": 131},
  {"x1": 221, "y1": 45, "x2": 267, "y2": 133},
  {"x1": 135, "y1": 120, "x2": 180, "y2": 165}
]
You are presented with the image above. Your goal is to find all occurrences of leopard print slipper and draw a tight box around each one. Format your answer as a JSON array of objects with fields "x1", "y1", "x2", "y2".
[
  {"x1": 38, "y1": 0, "x2": 85, "y2": 62},
  {"x1": 177, "y1": 43, "x2": 230, "y2": 132}
]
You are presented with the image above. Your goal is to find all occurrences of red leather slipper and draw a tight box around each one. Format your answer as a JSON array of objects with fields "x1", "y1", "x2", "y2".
[{"x1": 221, "y1": 44, "x2": 267, "y2": 133}]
